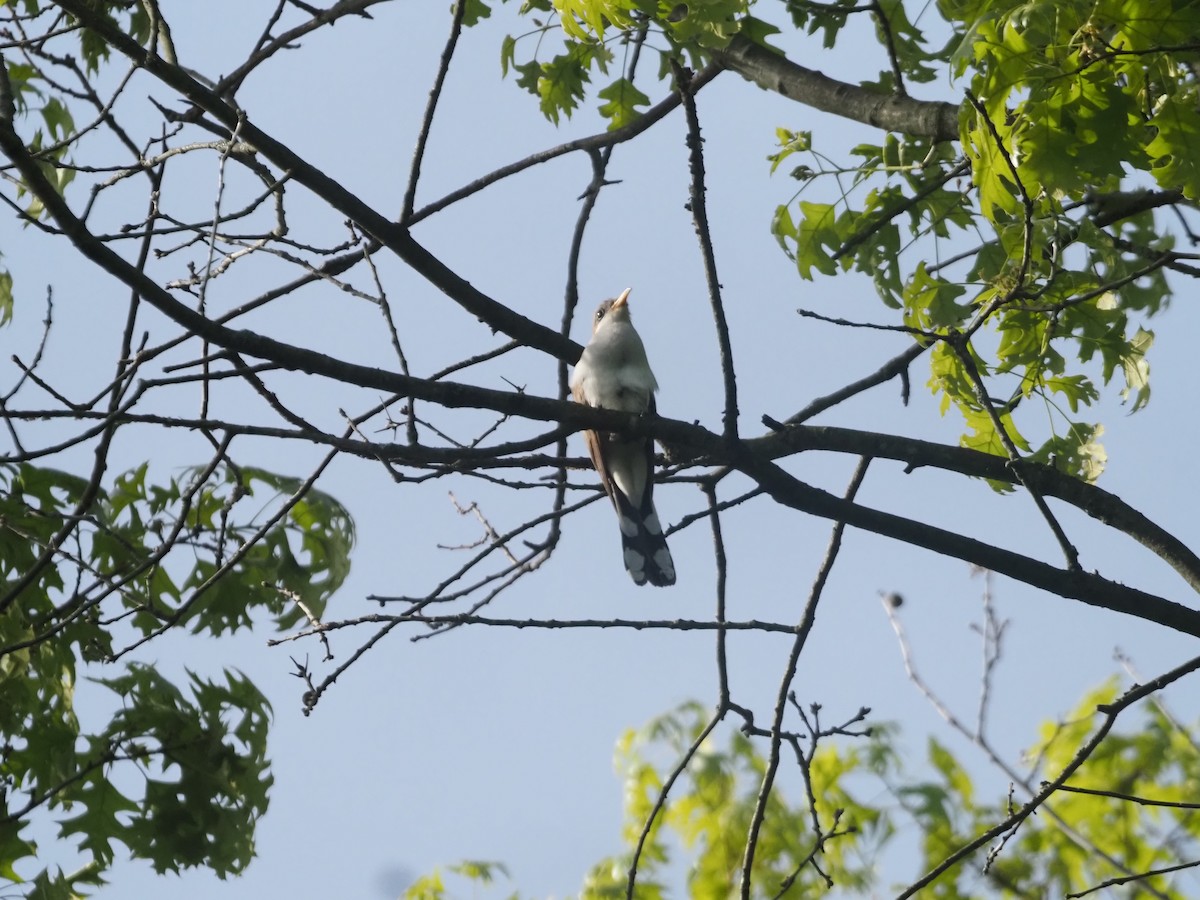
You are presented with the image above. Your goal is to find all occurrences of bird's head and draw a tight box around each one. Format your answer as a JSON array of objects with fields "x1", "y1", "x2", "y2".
[{"x1": 592, "y1": 287, "x2": 633, "y2": 334}]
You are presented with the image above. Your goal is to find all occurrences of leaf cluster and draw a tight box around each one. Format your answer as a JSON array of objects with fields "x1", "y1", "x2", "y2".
[
  {"x1": 409, "y1": 683, "x2": 1200, "y2": 897},
  {"x1": 773, "y1": 80, "x2": 1176, "y2": 482},
  {"x1": 900, "y1": 679, "x2": 1200, "y2": 897},
  {"x1": 0, "y1": 461, "x2": 354, "y2": 893},
  {"x1": 491, "y1": 0, "x2": 760, "y2": 130}
]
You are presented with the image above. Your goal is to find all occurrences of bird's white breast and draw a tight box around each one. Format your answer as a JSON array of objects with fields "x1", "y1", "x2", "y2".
[{"x1": 571, "y1": 321, "x2": 658, "y2": 413}]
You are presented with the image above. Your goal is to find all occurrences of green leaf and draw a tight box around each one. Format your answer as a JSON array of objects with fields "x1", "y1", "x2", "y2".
[
  {"x1": 664, "y1": 0, "x2": 747, "y2": 49},
  {"x1": 554, "y1": 0, "x2": 638, "y2": 40},
  {"x1": 500, "y1": 33, "x2": 516, "y2": 77},
  {"x1": 1030, "y1": 423, "x2": 1107, "y2": 482},
  {"x1": 965, "y1": 107, "x2": 1019, "y2": 222},
  {"x1": 770, "y1": 203, "x2": 796, "y2": 259},
  {"x1": 449, "y1": 860, "x2": 510, "y2": 883},
  {"x1": 536, "y1": 43, "x2": 610, "y2": 124},
  {"x1": 0, "y1": 817, "x2": 36, "y2": 883},
  {"x1": 960, "y1": 404, "x2": 1027, "y2": 460},
  {"x1": 897, "y1": 782, "x2": 951, "y2": 829},
  {"x1": 739, "y1": 15, "x2": 781, "y2": 49},
  {"x1": 461, "y1": 0, "x2": 492, "y2": 27},
  {"x1": 928, "y1": 737, "x2": 973, "y2": 804},
  {"x1": 872, "y1": 0, "x2": 940, "y2": 83},
  {"x1": 513, "y1": 59, "x2": 541, "y2": 95},
  {"x1": 793, "y1": 201, "x2": 840, "y2": 279},
  {"x1": 40, "y1": 97, "x2": 73, "y2": 141},
  {"x1": 1041, "y1": 373, "x2": 1099, "y2": 413},
  {"x1": 91, "y1": 664, "x2": 272, "y2": 877},
  {"x1": 404, "y1": 869, "x2": 447, "y2": 900},
  {"x1": 0, "y1": 269, "x2": 12, "y2": 327},
  {"x1": 26, "y1": 869, "x2": 79, "y2": 900},
  {"x1": 766, "y1": 127, "x2": 811, "y2": 175},
  {"x1": 57, "y1": 767, "x2": 140, "y2": 868},
  {"x1": 902, "y1": 263, "x2": 968, "y2": 330},
  {"x1": 1120, "y1": 326, "x2": 1152, "y2": 410},
  {"x1": 597, "y1": 78, "x2": 650, "y2": 131},
  {"x1": 1146, "y1": 87, "x2": 1200, "y2": 198}
]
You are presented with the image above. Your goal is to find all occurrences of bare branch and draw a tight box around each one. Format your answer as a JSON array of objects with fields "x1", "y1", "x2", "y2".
[
  {"x1": 675, "y1": 61, "x2": 739, "y2": 441},
  {"x1": 741, "y1": 458, "x2": 869, "y2": 898},
  {"x1": 400, "y1": 0, "x2": 466, "y2": 223}
]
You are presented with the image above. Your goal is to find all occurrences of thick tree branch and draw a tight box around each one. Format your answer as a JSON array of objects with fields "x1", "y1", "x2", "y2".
[
  {"x1": 715, "y1": 34, "x2": 960, "y2": 142},
  {"x1": 733, "y1": 443, "x2": 1200, "y2": 637},
  {"x1": 758, "y1": 423, "x2": 1200, "y2": 596},
  {"x1": 1087, "y1": 188, "x2": 1190, "y2": 229},
  {"x1": 12, "y1": 397, "x2": 1195, "y2": 604}
]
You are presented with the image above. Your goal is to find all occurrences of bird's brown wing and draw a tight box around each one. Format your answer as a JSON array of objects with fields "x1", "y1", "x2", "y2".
[{"x1": 582, "y1": 426, "x2": 617, "y2": 508}]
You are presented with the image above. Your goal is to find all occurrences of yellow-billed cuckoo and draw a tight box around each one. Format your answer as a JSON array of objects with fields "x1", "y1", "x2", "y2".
[{"x1": 571, "y1": 288, "x2": 676, "y2": 587}]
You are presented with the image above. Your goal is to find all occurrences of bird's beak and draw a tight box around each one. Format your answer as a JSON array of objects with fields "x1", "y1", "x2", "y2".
[{"x1": 612, "y1": 287, "x2": 632, "y2": 310}]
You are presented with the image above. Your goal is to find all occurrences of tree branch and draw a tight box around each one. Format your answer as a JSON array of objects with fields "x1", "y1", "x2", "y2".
[
  {"x1": 757, "y1": 423, "x2": 1200, "y2": 596},
  {"x1": 49, "y1": 0, "x2": 580, "y2": 362},
  {"x1": 6, "y1": 24, "x2": 1200, "y2": 640},
  {"x1": 676, "y1": 61, "x2": 739, "y2": 440},
  {"x1": 897, "y1": 651, "x2": 1200, "y2": 898},
  {"x1": 715, "y1": 35, "x2": 960, "y2": 141}
]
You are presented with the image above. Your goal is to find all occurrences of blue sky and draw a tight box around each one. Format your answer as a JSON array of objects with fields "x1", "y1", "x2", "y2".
[{"x1": 4, "y1": 2, "x2": 1200, "y2": 897}]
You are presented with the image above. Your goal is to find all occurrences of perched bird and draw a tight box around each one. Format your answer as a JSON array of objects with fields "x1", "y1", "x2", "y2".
[{"x1": 571, "y1": 288, "x2": 676, "y2": 587}]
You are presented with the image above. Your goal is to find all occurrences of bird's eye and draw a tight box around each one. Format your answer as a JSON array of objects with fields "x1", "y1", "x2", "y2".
[{"x1": 595, "y1": 308, "x2": 606, "y2": 322}]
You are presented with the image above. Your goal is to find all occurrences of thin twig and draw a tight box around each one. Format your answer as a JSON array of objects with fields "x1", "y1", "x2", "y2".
[
  {"x1": 409, "y1": 63, "x2": 723, "y2": 224},
  {"x1": 740, "y1": 458, "x2": 870, "y2": 898},
  {"x1": 1065, "y1": 858, "x2": 1200, "y2": 899},
  {"x1": 946, "y1": 333, "x2": 1081, "y2": 571},
  {"x1": 400, "y1": 0, "x2": 466, "y2": 223},
  {"x1": 675, "y1": 60, "x2": 738, "y2": 441},
  {"x1": 624, "y1": 711, "x2": 724, "y2": 900}
]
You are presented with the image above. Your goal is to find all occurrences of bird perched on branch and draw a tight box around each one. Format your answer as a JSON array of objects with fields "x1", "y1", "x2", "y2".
[{"x1": 571, "y1": 288, "x2": 676, "y2": 587}]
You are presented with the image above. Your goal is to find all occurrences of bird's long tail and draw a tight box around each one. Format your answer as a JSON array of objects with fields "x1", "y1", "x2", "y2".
[{"x1": 613, "y1": 489, "x2": 676, "y2": 587}]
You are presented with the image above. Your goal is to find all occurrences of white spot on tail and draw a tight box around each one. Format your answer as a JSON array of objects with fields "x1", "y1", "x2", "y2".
[
  {"x1": 623, "y1": 547, "x2": 647, "y2": 583},
  {"x1": 618, "y1": 513, "x2": 639, "y2": 538},
  {"x1": 653, "y1": 547, "x2": 675, "y2": 580}
]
